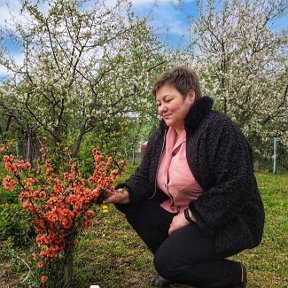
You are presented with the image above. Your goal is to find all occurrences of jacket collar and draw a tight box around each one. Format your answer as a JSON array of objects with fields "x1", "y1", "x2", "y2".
[{"x1": 160, "y1": 96, "x2": 214, "y2": 133}]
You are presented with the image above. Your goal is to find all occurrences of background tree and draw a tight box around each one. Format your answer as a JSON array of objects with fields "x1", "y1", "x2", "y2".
[
  {"x1": 190, "y1": 0, "x2": 288, "y2": 152},
  {"x1": 0, "y1": 0, "x2": 184, "y2": 164}
]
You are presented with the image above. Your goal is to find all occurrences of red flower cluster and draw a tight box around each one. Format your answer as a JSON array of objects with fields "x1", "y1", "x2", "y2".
[
  {"x1": 3, "y1": 154, "x2": 31, "y2": 174},
  {"x1": 2, "y1": 147, "x2": 125, "y2": 285},
  {"x1": 2, "y1": 175, "x2": 17, "y2": 190}
]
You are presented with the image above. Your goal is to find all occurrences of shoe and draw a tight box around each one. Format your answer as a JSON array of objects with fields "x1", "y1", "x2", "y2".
[
  {"x1": 233, "y1": 264, "x2": 247, "y2": 288},
  {"x1": 152, "y1": 275, "x2": 173, "y2": 287}
]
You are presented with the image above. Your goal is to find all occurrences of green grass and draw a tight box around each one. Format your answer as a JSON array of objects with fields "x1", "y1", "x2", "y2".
[
  {"x1": 0, "y1": 171, "x2": 287, "y2": 288},
  {"x1": 230, "y1": 172, "x2": 288, "y2": 288}
]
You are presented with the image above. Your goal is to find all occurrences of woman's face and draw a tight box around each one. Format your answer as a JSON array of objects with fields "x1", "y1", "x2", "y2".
[{"x1": 156, "y1": 85, "x2": 195, "y2": 131}]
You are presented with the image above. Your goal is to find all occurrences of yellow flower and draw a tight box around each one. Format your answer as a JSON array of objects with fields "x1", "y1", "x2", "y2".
[{"x1": 101, "y1": 204, "x2": 109, "y2": 213}]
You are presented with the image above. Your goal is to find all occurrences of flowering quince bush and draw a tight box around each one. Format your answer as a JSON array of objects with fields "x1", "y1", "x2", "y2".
[{"x1": 1, "y1": 145, "x2": 125, "y2": 288}]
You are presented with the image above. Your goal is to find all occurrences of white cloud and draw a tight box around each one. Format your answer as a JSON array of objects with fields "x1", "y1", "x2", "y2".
[{"x1": 152, "y1": 10, "x2": 189, "y2": 36}]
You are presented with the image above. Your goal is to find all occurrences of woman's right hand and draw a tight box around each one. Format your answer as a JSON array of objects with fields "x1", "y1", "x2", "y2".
[{"x1": 103, "y1": 188, "x2": 131, "y2": 204}]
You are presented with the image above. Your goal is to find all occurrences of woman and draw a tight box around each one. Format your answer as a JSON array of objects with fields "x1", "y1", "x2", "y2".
[{"x1": 104, "y1": 66, "x2": 265, "y2": 288}]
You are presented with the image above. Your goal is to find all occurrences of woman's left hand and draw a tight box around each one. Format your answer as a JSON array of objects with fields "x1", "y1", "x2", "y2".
[
  {"x1": 103, "y1": 188, "x2": 130, "y2": 204},
  {"x1": 168, "y1": 212, "x2": 190, "y2": 235}
]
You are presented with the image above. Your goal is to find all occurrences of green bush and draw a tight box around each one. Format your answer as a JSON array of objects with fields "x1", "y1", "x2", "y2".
[
  {"x1": 0, "y1": 237, "x2": 15, "y2": 261},
  {"x1": 0, "y1": 188, "x2": 19, "y2": 204},
  {"x1": 0, "y1": 203, "x2": 34, "y2": 247}
]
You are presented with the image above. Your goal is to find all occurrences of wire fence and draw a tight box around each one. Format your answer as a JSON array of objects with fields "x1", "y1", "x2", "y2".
[
  {"x1": 270, "y1": 139, "x2": 288, "y2": 173},
  {"x1": 253, "y1": 138, "x2": 288, "y2": 173}
]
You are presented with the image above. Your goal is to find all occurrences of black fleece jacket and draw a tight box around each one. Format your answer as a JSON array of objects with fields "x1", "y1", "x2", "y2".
[{"x1": 118, "y1": 96, "x2": 265, "y2": 254}]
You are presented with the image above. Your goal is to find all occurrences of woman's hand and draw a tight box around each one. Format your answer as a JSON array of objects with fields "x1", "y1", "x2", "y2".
[
  {"x1": 168, "y1": 211, "x2": 195, "y2": 235},
  {"x1": 103, "y1": 188, "x2": 131, "y2": 204}
]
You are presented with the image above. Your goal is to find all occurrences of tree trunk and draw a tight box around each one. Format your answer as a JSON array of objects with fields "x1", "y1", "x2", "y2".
[{"x1": 63, "y1": 251, "x2": 73, "y2": 288}]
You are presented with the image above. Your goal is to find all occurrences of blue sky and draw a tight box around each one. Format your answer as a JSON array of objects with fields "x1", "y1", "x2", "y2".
[{"x1": 131, "y1": 0, "x2": 197, "y2": 48}]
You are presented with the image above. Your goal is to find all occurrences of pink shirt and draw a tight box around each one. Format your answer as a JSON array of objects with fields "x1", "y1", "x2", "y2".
[{"x1": 157, "y1": 127, "x2": 203, "y2": 213}]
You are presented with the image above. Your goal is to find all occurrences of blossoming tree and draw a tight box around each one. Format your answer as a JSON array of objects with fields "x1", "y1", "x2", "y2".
[
  {"x1": 190, "y1": 0, "x2": 288, "y2": 149},
  {"x1": 0, "y1": 0, "x2": 181, "y2": 162}
]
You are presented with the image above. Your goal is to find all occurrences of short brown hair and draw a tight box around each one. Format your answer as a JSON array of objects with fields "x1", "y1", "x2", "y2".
[{"x1": 152, "y1": 66, "x2": 202, "y2": 100}]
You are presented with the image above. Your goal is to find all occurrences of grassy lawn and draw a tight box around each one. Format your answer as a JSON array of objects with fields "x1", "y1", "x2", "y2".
[
  {"x1": 1, "y1": 171, "x2": 287, "y2": 288},
  {"x1": 231, "y1": 173, "x2": 288, "y2": 288}
]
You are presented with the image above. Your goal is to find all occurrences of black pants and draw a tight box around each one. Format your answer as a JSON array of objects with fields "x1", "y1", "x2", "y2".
[{"x1": 116, "y1": 192, "x2": 243, "y2": 288}]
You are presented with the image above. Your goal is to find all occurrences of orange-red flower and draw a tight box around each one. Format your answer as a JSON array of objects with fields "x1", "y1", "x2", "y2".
[
  {"x1": 45, "y1": 207, "x2": 61, "y2": 224},
  {"x1": 2, "y1": 176, "x2": 16, "y2": 190},
  {"x1": 64, "y1": 172, "x2": 73, "y2": 182},
  {"x1": 53, "y1": 182, "x2": 64, "y2": 194},
  {"x1": 60, "y1": 209, "x2": 74, "y2": 229},
  {"x1": 32, "y1": 219, "x2": 46, "y2": 232},
  {"x1": 39, "y1": 245, "x2": 61, "y2": 259},
  {"x1": 86, "y1": 209, "x2": 94, "y2": 219},
  {"x1": 41, "y1": 275, "x2": 48, "y2": 283},
  {"x1": 33, "y1": 188, "x2": 46, "y2": 200},
  {"x1": 4, "y1": 160, "x2": 17, "y2": 173},
  {"x1": 37, "y1": 261, "x2": 44, "y2": 268},
  {"x1": 36, "y1": 234, "x2": 48, "y2": 246}
]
